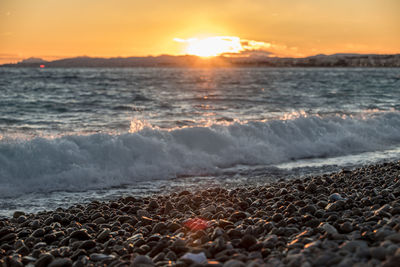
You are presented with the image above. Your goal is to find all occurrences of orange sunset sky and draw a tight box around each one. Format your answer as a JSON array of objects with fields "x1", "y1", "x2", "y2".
[{"x1": 0, "y1": 0, "x2": 399, "y2": 64}]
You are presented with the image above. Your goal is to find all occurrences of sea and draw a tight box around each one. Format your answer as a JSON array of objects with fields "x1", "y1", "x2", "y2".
[{"x1": 1, "y1": 67, "x2": 400, "y2": 217}]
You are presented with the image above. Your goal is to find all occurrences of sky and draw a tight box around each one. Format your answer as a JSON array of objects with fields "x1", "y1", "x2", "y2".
[{"x1": 0, "y1": 0, "x2": 399, "y2": 63}]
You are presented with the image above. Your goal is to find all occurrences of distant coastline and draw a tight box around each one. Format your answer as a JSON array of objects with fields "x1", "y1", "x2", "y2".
[{"x1": 2, "y1": 53, "x2": 400, "y2": 68}]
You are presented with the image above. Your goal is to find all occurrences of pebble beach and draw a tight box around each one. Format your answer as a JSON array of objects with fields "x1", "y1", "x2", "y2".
[{"x1": 1, "y1": 161, "x2": 400, "y2": 267}]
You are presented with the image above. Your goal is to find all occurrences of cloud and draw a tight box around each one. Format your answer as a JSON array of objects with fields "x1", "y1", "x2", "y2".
[
  {"x1": 237, "y1": 39, "x2": 302, "y2": 58},
  {"x1": 174, "y1": 36, "x2": 302, "y2": 58}
]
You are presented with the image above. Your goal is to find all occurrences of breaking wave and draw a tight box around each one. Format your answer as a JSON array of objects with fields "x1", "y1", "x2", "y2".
[{"x1": 1, "y1": 112, "x2": 400, "y2": 196}]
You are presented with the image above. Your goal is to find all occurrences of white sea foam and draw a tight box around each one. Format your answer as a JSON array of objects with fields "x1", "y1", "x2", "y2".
[{"x1": 1, "y1": 112, "x2": 400, "y2": 197}]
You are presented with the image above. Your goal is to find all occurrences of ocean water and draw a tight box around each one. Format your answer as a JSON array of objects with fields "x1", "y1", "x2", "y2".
[{"x1": 1, "y1": 67, "x2": 400, "y2": 216}]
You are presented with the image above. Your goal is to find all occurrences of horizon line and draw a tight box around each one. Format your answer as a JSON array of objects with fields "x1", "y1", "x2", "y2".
[{"x1": 3, "y1": 52, "x2": 400, "y2": 65}]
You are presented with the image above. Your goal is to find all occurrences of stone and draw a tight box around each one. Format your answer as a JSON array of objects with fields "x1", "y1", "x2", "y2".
[
  {"x1": 32, "y1": 228, "x2": 45, "y2": 237},
  {"x1": 48, "y1": 258, "x2": 73, "y2": 267},
  {"x1": 152, "y1": 252, "x2": 165, "y2": 262},
  {"x1": 320, "y1": 222, "x2": 338, "y2": 235},
  {"x1": 137, "y1": 209, "x2": 150, "y2": 217},
  {"x1": 70, "y1": 230, "x2": 90, "y2": 240},
  {"x1": 90, "y1": 253, "x2": 116, "y2": 262},
  {"x1": 313, "y1": 252, "x2": 341, "y2": 266},
  {"x1": 229, "y1": 211, "x2": 247, "y2": 221},
  {"x1": 180, "y1": 252, "x2": 207, "y2": 264},
  {"x1": 340, "y1": 222, "x2": 353, "y2": 233},
  {"x1": 131, "y1": 255, "x2": 155, "y2": 267},
  {"x1": 340, "y1": 240, "x2": 368, "y2": 253},
  {"x1": 305, "y1": 183, "x2": 318, "y2": 193},
  {"x1": 149, "y1": 200, "x2": 159, "y2": 210},
  {"x1": 165, "y1": 251, "x2": 177, "y2": 261},
  {"x1": 140, "y1": 216, "x2": 153, "y2": 225},
  {"x1": 0, "y1": 232, "x2": 16, "y2": 242},
  {"x1": 13, "y1": 211, "x2": 25, "y2": 219},
  {"x1": 93, "y1": 217, "x2": 106, "y2": 224},
  {"x1": 79, "y1": 240, "x2": 96, "y2": 250},
  {"x1": 382, "y1": 255, "x2": 400, "y2": 267},
  {"x1": 325, "y1": 200, "x2": 346, "y2": 211},
  {"x1": 329, "y1": 193, "x2": 344, "y2": 202},
  {"x1": 97, "y1": 228, "x2": 110, "y2": 242},
  {"x1": 385, "y1": 233, "x2": 400, "y2": 243},
  {"x1": 222, "y1": 259, "x2": 246, "y2": 267},
  {"x1": 239, "y1": 235, "x2": 257, "y2": 249},
  {"x1": 35, "y1": 253, "x2": 55, "y2": 267},
  {"x1": 164, "y1": 201, "x2": 174, "y2": 214},
  {"x1": 272, "y1": 213, "x2": 283, "y2": 222},
  {"x1": 152, "y1": 222, "x2": 166, "y2": 233},
  {"x1": 370, "y1": 246, "x2": 387, "y2": 261}
]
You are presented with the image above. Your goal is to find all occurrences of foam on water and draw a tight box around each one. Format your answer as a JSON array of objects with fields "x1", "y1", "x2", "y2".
[{"x1": 1, "y1": 112, "x2": 400, "y2": 197}]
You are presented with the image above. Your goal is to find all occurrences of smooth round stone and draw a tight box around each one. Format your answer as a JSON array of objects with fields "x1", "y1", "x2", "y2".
[
  {"x1": 90, "y1": 253, "x2": 116, "y2": 262},
  {"x1": 305, "y1": 183, "x2": 318, "y2": 193},
  {"x1": 97, "y1": 228, "x2": 110, "y2": 242},
  {"x1": 386, "y1": 233, "x2": 400, "y2": 243},
  {"x1": 325, "y1": 200, "x2": 346, "y2": 211},
  {"x1": 48, "y1": 258, "x2": 72, "y2": 267},
  {"x1": 340, "y1": 240, "x2": 368, "y2": 253},
  {"x1": 69, "y1": 230, "x2": 90, "y2": 240},
  {"x1": 0, "y1": 232, "x2": 16, "y2": 242},
  {"x1": 32, "y1": 228, "x2": 45, "y2": 237},
  {"x1": 17, "y1": 215, "x2": 27, "y2": 224},
  {"x1": 137, "y1": 209, "x2": 150, "y2": 218},
  {"x1": 165, "y1": 251, "x2": 177, "y2": 261},
  {"x1": 370, "y1": 246, "x2": 387, "y2": 260},
  {"x1": 132, "y1": 255, "x2": 155, "y2": 266},
  {"x1": 33, "y1": 242, "x2": 47, "y2": 249},
  {"x1": 222, "y1": 259, "x2": 245, "y2": 267},
  {"x1": 340, "y1": 222, "x2": 353, "y2": 233},
  {"x1": 329, "y1": 193, "x2": 344, "y2": 202},
  {"x1": 16, "y1": 245, "x2": 30, "y2": 256},
  {"x1": 149, "y1": 200, "x2": 159, "y2": 210},
  {"x1": 93, "y1": 217, "x2": 106, "y2": 224},
  {"x1": 13, "y1": 211, "x2": 25, "y2": 219},
  {"x1": 164, "y1": 201, "x2": 174, "y2": 213},
  {"x1": 35, "y1": 254, "x2": 55, "y2": 267},
  {"x1": 239, "y1": 235, "x2": 257, "y2": 249},
  {"x1": 152, "y1": 222, "x2": 166, "y2": 233},
  {"x1": 272, "y1": 213, "x2": 283, "y2": 222},
  {"x1": 320, "y1": 222, "x2": 338, "y2": 235},
  {"x1": 79, "y1": 240, "x2": 96, "y2": 250}
]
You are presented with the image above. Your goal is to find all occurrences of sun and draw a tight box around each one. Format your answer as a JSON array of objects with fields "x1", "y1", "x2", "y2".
[{"x1": 174, "y1": 36, "x2": 244, "y2": 57}]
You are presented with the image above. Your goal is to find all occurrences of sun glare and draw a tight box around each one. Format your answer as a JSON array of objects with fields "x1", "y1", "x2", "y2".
[{"x1": 174, "y1": 36, "x2": 244, "y2": 57}]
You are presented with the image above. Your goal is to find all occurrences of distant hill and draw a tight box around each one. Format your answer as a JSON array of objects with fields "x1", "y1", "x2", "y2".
[{"x1": 2, "y1": 53, "x2": 400, "y2": 68}]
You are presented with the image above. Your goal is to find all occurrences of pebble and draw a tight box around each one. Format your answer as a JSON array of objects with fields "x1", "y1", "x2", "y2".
[
  {"x1": 13, "y1": 211, "x2": 25, "y2": 219},
  {"x1": 181, "y1": 252, "x2": 207, "y2": 264},
  {"x1": 340, "y1": 240, "x2": 368, "y2": 253},
  {"x1": 370, "y1": 246, "x2": 387, "y2": 261},
  {"x1": 339, "y1": 221, "x2": 353, "y2": 233},
  {"x1": 239, "y1": 235, "x2": 257, "y2": 249},
  {"x1": 35, "y1": 253, "x2": 55, "y2": 267},
  {"x1": 89, "y1": 253, "x2": 116, "y2": 262},
  {"x1": 96, "y1": 228, "x2": 110, "y2": 242},
  {"x1": 320, "y1": 222, "x2": 338, "y2": 235},
  {"x1": 148, "y1": 200, "x2": 159, "y2": 210},
  {"x1": 132, "y1": 255, "x2": 154, "y2": 266},
  {"x1": 1, "y1": 161, "x2": 400, "y2": 267},
  {"x1": 69, "y1": 230, "x2": 90, "y2": 240},
  {"x1": 385, "y1": 233, "x2": 400, "y2": 243},
  {"x1": 222, "y1": 259, "x2": 246, "y2": 267},
  {"x1": 329, "y1": 193, "x2": 344, "y2": 202},
  {"x1": 325, "y1": 200, "x2": 346, "y2": 211},
  {"x1": 48, "y1": 258, "x2": 73, "y2": 267}
]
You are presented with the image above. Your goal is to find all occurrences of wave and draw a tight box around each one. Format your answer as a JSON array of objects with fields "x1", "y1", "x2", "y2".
[{"x1": 1, "y1": 112, "x2": 400, "y2": 197}]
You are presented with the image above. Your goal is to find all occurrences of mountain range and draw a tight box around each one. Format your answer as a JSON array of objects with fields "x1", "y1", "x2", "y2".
[{"x1": 2, "y1": 53, "x2": 400, "y2": 68}]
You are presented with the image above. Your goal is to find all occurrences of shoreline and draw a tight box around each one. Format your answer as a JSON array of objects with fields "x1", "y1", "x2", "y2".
[{"x1": 1, "y1": 161, "x2": 400, "y2": 266}]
